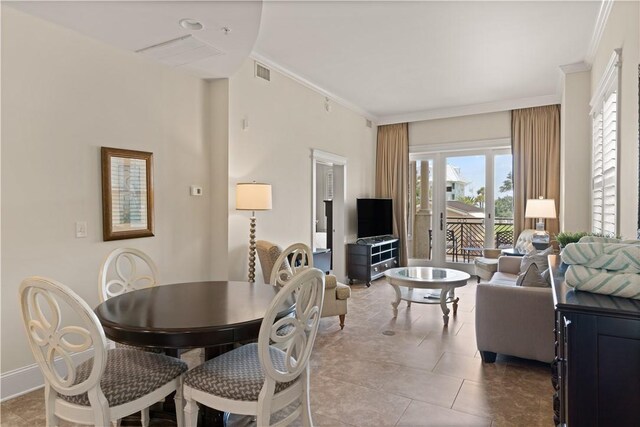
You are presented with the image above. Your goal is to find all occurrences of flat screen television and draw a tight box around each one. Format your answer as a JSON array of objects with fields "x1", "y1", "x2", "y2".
[{"x1": 357, "y1": 198, "x2": 393, "y2": 238}]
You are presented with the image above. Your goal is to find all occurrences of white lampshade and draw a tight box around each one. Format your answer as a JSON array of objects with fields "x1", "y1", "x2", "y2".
[
  {"x1": 236, "y1": 183, "x2": 272, "y2": 211},
  {"x1": 525, "y1": 198, "x2": 556, "y2": 219}
]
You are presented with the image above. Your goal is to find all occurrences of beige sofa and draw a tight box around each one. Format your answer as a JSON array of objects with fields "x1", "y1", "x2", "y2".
[{"x1": 475, "y1": 256, "x2": 555, "y2": 363}]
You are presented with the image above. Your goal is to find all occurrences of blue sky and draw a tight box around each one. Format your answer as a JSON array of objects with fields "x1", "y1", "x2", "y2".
[{"x1": 447, "y1": 154, "x2": 512, "y2": 197}]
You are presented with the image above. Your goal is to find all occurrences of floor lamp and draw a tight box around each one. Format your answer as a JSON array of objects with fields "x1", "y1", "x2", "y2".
[{"x1": 236, "y1": 182, "x2": 272, "y2": 283}]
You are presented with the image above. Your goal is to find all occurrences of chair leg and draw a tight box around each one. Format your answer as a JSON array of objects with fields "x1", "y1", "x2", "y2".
[
  {"x1": 338, "y1": 314, "x2": 345, "y2": 330},
  {"x1": 257, "y1": 380, "x2": 276, "y2": 426},
  {"x1": 141, "y1": 407, "x2": 150, "y2": 427},
  {"x1": 44, "y1": 384, "x2": 59, "y2": 427},
  {"x1": 174, "y1": 376, "x2": 185, "y2": 427},
  {"x1": 183, "y1": 389, "x2": 199, "y2": 427},
  {"x1": 301, "y1": 367, "x2": 313, "y2": 427}
]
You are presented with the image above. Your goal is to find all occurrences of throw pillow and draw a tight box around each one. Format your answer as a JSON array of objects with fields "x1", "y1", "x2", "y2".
[
  {"x1": 516, "y1": 264, "x2": 551, "y2": 288},
  {"x1": 520, "y1": 246, "x2": 553, "y2": 273}
]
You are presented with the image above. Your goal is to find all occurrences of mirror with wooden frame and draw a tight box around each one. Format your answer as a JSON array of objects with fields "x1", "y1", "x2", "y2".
[{"x1": 101, "y1": 147, "x2": 154, "y2": 241}]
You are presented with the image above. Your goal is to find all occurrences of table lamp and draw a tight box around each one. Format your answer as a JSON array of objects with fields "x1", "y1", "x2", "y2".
[
  {"x1": 236, "y1": 182, "x2": 272, "y2": 283},
  {"x1": 525, "y1": 197, "x2": 556, "y2": 246}
]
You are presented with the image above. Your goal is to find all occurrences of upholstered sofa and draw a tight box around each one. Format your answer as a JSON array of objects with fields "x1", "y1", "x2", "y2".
[
  {"x1": 475, "y1": 256, "x2": 555, "y2": 363},
  {"x1": 256, "y1": 240, "x2": 351, "y2": 329}
]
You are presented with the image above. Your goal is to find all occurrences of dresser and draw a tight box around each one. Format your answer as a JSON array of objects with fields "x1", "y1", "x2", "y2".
[{"x1": 550, "y1": 255, "x2": 640, "y2": 426}]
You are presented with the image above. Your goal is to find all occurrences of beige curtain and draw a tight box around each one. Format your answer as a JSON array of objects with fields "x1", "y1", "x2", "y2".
[
  {"x1": 376, "y1": 123, "x2": 409, "y2": 266},
  {"x1": 512, "y1": 105, "x2": 561, "y2": 240}
]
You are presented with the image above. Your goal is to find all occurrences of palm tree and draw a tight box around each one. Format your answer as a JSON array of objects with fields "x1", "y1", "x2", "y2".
[{"x1": 499, "y1": 172, "x2": 513, "y2": 193}]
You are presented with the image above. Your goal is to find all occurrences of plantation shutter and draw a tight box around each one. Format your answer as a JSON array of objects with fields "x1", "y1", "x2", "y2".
[
  {"x1": 601, "y1": 91, "x2": 617, "y2": 236},
  {"x1": 590, "y1": 49, "x2": 621, "y2": 236},
  {"x1": 592, "y1": 111, "x2": 603, "y2": 234}
]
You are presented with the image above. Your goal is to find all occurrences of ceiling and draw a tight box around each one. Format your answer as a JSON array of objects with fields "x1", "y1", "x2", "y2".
[{"x1": 7, "y1": 1, "x2": 602, "y2": 123}]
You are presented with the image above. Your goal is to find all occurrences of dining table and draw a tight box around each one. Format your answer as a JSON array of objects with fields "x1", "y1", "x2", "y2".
[{"x1": 94, "y1": 280, "x2": 294, "y2": 426}]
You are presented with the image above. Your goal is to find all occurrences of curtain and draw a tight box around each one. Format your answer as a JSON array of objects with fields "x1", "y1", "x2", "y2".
[
  {"x1": 512, "y1": 105, "x2": 561, "y2": 240},
  {"x1": 376, "y1": 123, "x2": 409, "y2": 266}
]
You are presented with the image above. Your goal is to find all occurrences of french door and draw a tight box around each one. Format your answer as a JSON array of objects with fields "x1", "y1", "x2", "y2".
[{"x1": 409, "y1": 146, "x2": 512, "y2": 274}]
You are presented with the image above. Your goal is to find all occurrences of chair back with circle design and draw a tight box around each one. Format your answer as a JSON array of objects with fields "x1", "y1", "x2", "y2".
[
  {"x1": 99, "y1": 248, "x2": 159, "y2": 302},
  {"x1": 269, "y1": 243, "x2": 314, "y2": 288},
  {"x1": 20, "y1": 276, "x2": 108, "y2": 402},
  {"x1": 258, "y1": 267, "x2": 324, "y2": 385}
]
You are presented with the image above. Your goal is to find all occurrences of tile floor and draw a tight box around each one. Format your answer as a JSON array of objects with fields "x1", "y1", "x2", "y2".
[{"x1": 1, "y1": 278, "x2": 553, "y2": 426}]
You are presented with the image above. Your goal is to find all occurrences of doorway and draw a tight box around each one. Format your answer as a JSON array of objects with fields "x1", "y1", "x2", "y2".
[
  {"x1": 312, "y1": 150, "x2": 347, "y2": 280},
  {"x1": 409, "y1": 140, "x2": 512, "y2": 274}
]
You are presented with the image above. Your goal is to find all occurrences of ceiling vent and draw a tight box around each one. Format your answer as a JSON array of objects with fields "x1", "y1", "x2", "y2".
[
  {"x1": 255, "y1": 62, "x2": 271, "y2": 81},
  {"x1": 136, "y1": 35, "x2": 223, "y2": 67}
]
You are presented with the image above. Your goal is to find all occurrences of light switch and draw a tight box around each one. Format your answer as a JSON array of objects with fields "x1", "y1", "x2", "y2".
[
  {"x1": 190, "y1": 185, "x2": 203, "y2": 196},
  {"x1": 75, "y1": 221, "x2": 87, "y2": 238}
]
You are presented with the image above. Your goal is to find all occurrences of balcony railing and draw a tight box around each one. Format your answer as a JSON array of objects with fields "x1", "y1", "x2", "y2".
[{"x1": 430, "y1": 217, "x2": 514, "y2": 263}]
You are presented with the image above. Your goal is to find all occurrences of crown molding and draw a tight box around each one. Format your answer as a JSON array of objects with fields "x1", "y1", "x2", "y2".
[
  {"x1": 560, "y1": 61, "x2": 592, "y2": 74},
  {"x1": 377, "y1": 94, "x2": 561, "y2": 125},
  {"x1": 249, "y1": 51, "x2": 379, "y2": 123},
  {"x1": 585, "y1": 0, "x2": 614, "y2": 64}
]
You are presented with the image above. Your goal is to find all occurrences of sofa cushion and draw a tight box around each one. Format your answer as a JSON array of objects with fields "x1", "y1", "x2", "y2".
[
  {"x1": 520, "y1": 247, "x2": 553, "y2": 273},
  {"x1": 516, "y1": 264, "x2": 550, "y2": 288},
  {"x1": 488, "y1": 272, "x2": 518, "y2": 286}
]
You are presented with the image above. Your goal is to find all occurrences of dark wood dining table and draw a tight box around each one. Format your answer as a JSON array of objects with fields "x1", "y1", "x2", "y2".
[{"x1": 94, "y1": 280, "x2": 294, "y2": 426}]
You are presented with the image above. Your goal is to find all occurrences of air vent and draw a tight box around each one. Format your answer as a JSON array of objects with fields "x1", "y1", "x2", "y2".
[
  {"x1": 365, "y1": 119, "x2": 373, "y2": 128},
  {"x1": 255, "y1": 62, "x2": 271, "y2": 81},
  {"x1": 136, "y1": 35, "x2": 222, "y2": 67}
]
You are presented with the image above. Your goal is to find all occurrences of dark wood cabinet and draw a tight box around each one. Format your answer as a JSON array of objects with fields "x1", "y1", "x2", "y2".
[
  {"x1": 550, "y1": 255, "x2": 640, "y2": 426},
  {"x1": 347, "y1": 238, "x2": 399, "y2": 287}
]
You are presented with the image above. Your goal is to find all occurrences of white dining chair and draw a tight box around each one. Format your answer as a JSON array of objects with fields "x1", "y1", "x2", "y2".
[
  {"x1": 98, "y1": 248, "x2": 159, "y2": 303},
  {"x1": 99, "y1": 247, "x2": 164, "y2": 355},
  {"x1": 183, "y1": 267, "x2": 325, "y2": 427},
  {"x1": 19, "y1": 276, "x2": 187, "y2": 427},
  {"x1": 269, "y1": 243, "x2": 314, "y2": 288}
]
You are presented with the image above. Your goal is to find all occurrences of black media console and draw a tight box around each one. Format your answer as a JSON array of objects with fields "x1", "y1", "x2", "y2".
[{"x1": 347, "y1": 238, "x2": 399, "y2": 287}]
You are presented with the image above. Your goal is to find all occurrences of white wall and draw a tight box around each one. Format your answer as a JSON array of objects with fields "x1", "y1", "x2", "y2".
[
  {"x1": 590, "y1": 0, "x2": 639, "y2": 238},
  {"x1": 1, "y1": 8, "x2": 217, "y2": 373},
  {"x1": 409, "y1": 111, "x2": 511, "y2": 145},
  {"x1": 227, "y1": 59, "x2": 376, "y2": 283},
  {"x1": 560, "y1": 70, "x2": 592, "y2": 232},
  {"x1": 208, "y1": 79, "x2": 231, "y2": 279}
]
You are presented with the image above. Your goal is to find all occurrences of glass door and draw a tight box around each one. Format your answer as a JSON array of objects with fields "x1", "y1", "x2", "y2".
[
  {"x1": 445, "y1": 154, "x2": 486, "y2": 264},
  {"x1": 409, "y1": 147, "x2": 512, "y2": 272}
]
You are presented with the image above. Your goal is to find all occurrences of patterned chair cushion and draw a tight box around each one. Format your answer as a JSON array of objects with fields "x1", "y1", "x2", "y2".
[
  {"x1": 115, "y1": 342, "x2": 164, "y2": 354},
  {"x1": 61, "y1": 348, "x2": 187, "y2": 407},
  {"x1": 185, "y1": 343, "x2": 295, "y2": 401},
  {"x1": 275, "y1": 323, "x2": 295, "y2": 337}
]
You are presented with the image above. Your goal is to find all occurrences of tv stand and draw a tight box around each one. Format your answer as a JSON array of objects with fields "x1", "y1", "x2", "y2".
[{"x1": 347, "y1": 238, "x2": 399, "y2": 287}]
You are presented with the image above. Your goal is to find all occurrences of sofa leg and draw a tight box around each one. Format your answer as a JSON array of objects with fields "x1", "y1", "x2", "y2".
[
  {"x1": 339, "y1": 314, "x2": 345, "y2": 330},
  {"x1": 480, "y1": 351, "x2": 497, "y2": 363},
  {"x1": 476, "y1": 276, "x2": 480, "y2": 284}
]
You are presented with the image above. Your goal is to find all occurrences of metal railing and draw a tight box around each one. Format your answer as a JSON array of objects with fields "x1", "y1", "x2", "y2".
[{"x1": 441, "y1": 217, "x2": 514, "y2": 263}]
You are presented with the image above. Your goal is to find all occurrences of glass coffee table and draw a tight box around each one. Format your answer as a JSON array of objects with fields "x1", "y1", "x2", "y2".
[{"x1": 384, "y1": 267, "x2": 471, "y2": 326}]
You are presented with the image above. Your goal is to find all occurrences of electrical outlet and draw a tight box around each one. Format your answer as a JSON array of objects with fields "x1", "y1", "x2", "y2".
[
  {"x1": 75, "y1": 221, "x2": 87, "y2": 238},
  {"x1": 190, "y1": 185, "x2": 203, "y2": 196}
]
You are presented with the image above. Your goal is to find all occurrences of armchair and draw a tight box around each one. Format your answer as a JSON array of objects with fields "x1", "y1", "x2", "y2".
[{"x1": 256, "y1": 240, "x2": 350, "y2": 329}]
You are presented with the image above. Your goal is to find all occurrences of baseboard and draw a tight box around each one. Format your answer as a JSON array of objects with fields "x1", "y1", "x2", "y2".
[{"x1": 1, "y1": 348, "x2": 97, "y2": 402}]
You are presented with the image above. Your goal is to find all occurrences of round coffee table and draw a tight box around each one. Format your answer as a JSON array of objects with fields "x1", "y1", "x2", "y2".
[{"x1": 385, "y1": 267, "x2": 470, "y2": 326}]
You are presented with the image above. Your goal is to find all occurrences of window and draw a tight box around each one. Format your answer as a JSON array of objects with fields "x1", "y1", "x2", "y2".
[{"x1": 591, "y1": 49, "x2": 621, "y2": 236}]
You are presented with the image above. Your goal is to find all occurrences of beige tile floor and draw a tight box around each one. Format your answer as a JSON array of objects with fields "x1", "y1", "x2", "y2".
[{"x1": 1, "y1": 278, "x2": 553, "y2": 426}]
